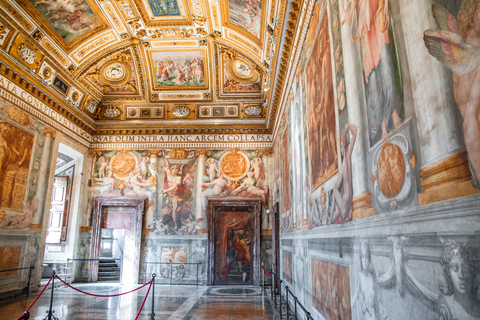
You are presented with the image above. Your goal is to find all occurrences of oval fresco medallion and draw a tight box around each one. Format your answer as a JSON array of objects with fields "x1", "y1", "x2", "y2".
[
  {"x1": 377, "y1": 141, "x2": 405, "y2": 198},
  {"x1": 99, "y1": 61, "x2": 131, "y2": 86},
  {"x1": 220, "y1": 150, "x2": 250, "y2": 180},
  {"x1": 111, "y1": 152, "x2": 137, "y2": 178}
]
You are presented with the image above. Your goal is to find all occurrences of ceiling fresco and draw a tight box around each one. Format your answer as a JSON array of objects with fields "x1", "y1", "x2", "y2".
[{"x1": 0, "y1": 0, "x2": 302, "y2": 134}]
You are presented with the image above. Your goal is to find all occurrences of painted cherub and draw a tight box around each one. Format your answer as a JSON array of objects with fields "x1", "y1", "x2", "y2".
[
  {"x1": 137, "y1": 156, "x2": 149, "y2": 180},
  {"x1": 250, "y1": 157, "x2": 266, "y2": 181},
  {"x1": 179, "y1": 218, "x2": 204, "y2": 235},
  {"x1": 206, "y1": 158, "x2": 219, "y2": 182},
  {"x1": 424, "y1": 1, "x2": 480, "y2": 186},
  {"x1": 96, "y1": 156, "x2": 109, "y2": 179}
]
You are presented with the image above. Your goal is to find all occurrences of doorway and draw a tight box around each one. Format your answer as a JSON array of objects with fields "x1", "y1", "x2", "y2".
[
  {"x1": 91, "y1": 197, "x2": 145, "y2": 284},
  {"x1": 98, "y1": 228, "x2": 125, "y2": 282},
  {"x1": 207, "y1": 199, "x2": 261, "y2": 285}
]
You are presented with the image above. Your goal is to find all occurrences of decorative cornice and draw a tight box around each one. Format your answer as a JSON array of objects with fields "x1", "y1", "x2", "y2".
[{"x1": 0, "y1": 59, "x2": 96, "y2": 134}]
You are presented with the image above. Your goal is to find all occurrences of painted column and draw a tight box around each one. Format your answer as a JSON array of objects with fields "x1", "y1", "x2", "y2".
[
  {"x1": 33, "y1": 127, "x2": 55, "y2": 225},
  {"x1": 195, "y1": 150, "x2": 211, "y2": 228},
  {"x1": 339, "y1": 11, "x2": 373, "y2": 218},
  {"x1": 259, "y1": 148, "x2": 274, "y2": 229},
  {"x1": 146, "y1": 150, "x2": 163, "y2": 229},
  {"x1": 340, "y1": 12, "x2": 369, "y2": 198},
  {"x1": 397, "y1": 0, "x2": 464, "y2": 166}
]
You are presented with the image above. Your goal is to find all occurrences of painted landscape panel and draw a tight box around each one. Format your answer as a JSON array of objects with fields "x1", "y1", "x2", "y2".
[
  {"x1": 306, "y1": 13, "x2": 338, "y2": 191},
  {"x1": 151, "y1": 51, "x2": 206, "y2": 87},
  {"x1": 312, "y1": 258, "x2": 351, "y2": 320},
  {"x1": 282, "y1": 126, "x2": 291, "y2": 213},
  {"x1": 283, "y1": 250, "x2": 292, "y2": 284},
  {"x1": 228, "y1": 0, "x2": 262, "y2": 39},
  {"x1": 28, "y1": 0, "x2": 99, "y2": 43}
]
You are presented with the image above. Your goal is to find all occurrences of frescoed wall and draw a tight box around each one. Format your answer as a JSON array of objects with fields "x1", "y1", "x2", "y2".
[
  {"x1": 0, "y1": 97, "x2": 57, "y2": 295},
  {"x1": 88, "y1": 148, "x2": 272, "y2": 236},
  {"x1": 275, "y1": 0, "x2": 480, "y2": 319}
]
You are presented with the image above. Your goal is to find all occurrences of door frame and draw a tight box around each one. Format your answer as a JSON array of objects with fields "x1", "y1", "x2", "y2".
[
  {"x1": 207, "y1": 198, "x2": 262, "y2": 285},
  {"x1": 90, "y1": 196, "x2": 145, "y2": 283}
]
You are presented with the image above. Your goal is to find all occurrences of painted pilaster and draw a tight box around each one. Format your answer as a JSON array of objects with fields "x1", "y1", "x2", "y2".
[
  {"x1": 34, "y1": 127, "x2": 55, "y2": 225},
  {"x1": 195, "y1": 150, "x2": 210, "y2": 228}
]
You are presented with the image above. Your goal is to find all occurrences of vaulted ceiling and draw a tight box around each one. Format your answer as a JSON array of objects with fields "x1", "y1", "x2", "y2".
[{"x1": 0, "y1": 0, "x2": 303, "y2": 135}]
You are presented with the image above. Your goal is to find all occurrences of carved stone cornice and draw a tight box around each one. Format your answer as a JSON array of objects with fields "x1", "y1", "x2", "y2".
[{"x1": 268, "y1": 0, "x2": 304, "y2": 132}]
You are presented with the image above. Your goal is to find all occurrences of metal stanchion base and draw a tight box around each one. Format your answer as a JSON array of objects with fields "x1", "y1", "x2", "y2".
[{"x1": 43, "y1": 311, "x2": 59, "y2": 320}]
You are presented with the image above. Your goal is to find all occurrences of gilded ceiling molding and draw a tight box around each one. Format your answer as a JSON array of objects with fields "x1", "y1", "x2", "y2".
[
  {"x1": 213, "y1": 44, "x2": 265, "y2": 102},
  {"x1": 0, "y1": 55, "x2": 96, "y2": 132},
  {"x1": 133, "y1": 0, "x2": 193, "y2": 27},
  {"x1": 72, "y1": 39, "x2": 135, "y2": 78},
  {"x1": 93, "y1": 127, "x2": 269, "y2": 136},
  {"x1": 266, "y1": 0, "x2": 304, "y2": 132},
  {"x1": 78, "y1": 45, "x2": 146, "y2": 103}
]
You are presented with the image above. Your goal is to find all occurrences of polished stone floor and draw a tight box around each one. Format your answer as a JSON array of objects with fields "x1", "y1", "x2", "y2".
[{"x1": 0, "y1": 283, "x2": 279, "y2": 319}]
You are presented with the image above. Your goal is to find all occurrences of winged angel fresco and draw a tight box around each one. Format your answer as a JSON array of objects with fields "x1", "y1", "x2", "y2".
[
  {"x1": 424, "y1": 1, "x2": 480, "y2": 186},
  {"x1": 159, "y1": 157, "x2": 196, "y2": 230}
]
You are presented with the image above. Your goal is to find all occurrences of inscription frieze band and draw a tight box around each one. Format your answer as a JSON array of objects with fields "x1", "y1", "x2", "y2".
[{"x1": 0, "y1": 74, "x2": 91, "y2": 145}]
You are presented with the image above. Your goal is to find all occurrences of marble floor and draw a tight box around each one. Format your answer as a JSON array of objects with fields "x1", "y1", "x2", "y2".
[{"x1": 0, "y1": 283, "x2": 279, "y2": 319}]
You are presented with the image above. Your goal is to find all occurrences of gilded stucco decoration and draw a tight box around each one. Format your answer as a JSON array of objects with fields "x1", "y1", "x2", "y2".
[{"x1": 0, "y1": 0, "x2": 289, "y2": 132}]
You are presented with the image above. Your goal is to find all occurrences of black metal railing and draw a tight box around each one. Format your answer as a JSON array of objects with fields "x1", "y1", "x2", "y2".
[
  {"x1": 143, "y1": 262, "x2": 202, "y2": 286},
  {"x1": 0, "y1": 266, "x2": 34, "y2": 298},
  {"x1": 269, "y1": 271, "x2": 313, "y2": 320}
]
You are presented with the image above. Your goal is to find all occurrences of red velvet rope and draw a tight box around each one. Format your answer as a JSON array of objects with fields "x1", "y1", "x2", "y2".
[
  {"x1": 134, "y1": 280, "x2": 152, "y2": 320},
  {"x1": 262, "y1": 265, "x2": 272, "y2": 276},
  {"x1": 25, "y1": 274, "x2": 53, "y2": 312},
  {"x1": 55, "y1": 276, "x2": 153, "y2": 297}
]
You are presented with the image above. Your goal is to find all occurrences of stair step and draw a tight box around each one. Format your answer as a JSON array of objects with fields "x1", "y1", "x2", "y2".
[
  {"x1": 98, "y1": 276, "x2": 120, "y2": 281},
  {"x1": 98, "y1": 270, "x2": 120, "y2": 275},
  {"x1": 98, "y1": 267, "x2": 120, "y2": 271}
]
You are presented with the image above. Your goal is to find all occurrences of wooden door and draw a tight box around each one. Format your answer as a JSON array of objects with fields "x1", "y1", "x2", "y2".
[
  {"x1": 207, "y1": 199, "x2": 261, "y2": 286},
  {"x1": 46, "y1": 176, "x2": 68, "y2": 244}
]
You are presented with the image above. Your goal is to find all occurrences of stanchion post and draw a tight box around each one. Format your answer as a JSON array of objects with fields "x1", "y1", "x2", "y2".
[
  {"x1": 148, "y1": 273, "x2": 156, "y2": 320},
  {"x1": 45, "y1": 271, "x2": 58, "y2": 320}
]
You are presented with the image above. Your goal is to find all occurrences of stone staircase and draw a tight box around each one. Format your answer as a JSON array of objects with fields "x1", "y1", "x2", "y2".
[{"x1": 97, "y1": 260, "x2": 120, "y2": 282}]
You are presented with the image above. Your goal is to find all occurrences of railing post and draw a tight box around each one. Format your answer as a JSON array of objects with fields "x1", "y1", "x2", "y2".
[
  {"x1": 148, "y1": 273, "x2": 156, "y2": 320},
  {"x1": 279, "y1": 279, "x2": 283, "y2": 319},
  {"x1": 271, "y1": 272, "x2": 274, "y2": 301},
  {"x1": 286, "y1": 286, "x2": 289, "y2": 320},
  {"x1": 196, "y1": 263, "x2": 198, "y2": 286},
  {"x1": 261, "y1": 261, "x2": 264, "y2": 288},
  {"x1": 294, "y1": 296, "x2": 298, "y2": 320},
  {"x1": 26, "y1": 266, "x2": 32, "y2": 298},
  {"x1": 169, "y1": 263, "x2": 173, "y2": 286}
]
